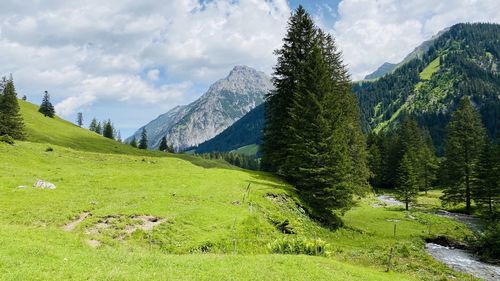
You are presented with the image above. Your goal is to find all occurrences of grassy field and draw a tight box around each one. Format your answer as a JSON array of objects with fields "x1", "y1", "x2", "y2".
[
  {"x1": 231, "y1": 144, "x2": 260, "y2": 156},
  {"x1": 0, "y1": 102, "x2": 479, "y2": 280}
]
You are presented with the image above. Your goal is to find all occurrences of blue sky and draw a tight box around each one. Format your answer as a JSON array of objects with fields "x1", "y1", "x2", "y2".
[{"x1": 1, "y1": 0, "x2": 499, "y2": 138}]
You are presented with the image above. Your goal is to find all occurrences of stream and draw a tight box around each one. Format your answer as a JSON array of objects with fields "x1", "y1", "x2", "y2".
[
  {"x1": 426, "y1": 243, "x2": 500, "y2": 281},
  {"x1": 376, "y1": 195, "x2": 500, "y2": 280}
]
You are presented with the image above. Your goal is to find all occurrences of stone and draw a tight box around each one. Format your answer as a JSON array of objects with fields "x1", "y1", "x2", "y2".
[{"x1": 33, "y1": 179, "x2": 56, "y2": 189}]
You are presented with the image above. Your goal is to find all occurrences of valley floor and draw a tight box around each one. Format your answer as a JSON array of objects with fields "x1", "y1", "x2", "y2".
[{"x1": 0, "y1": 142, "x2": 480, "y2": 280}]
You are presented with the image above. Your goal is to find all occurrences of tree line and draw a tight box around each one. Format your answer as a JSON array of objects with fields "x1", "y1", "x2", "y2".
[
  {"x1": 198, "y1": 152, "x2": 260, "y2": 171},
  {"x1": 368, "y1": 97, "x2": 499, "y2": 215}
]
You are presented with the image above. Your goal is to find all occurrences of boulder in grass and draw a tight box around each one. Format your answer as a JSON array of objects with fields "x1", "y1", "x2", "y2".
[{"x1": 33, "y1": 180, "x2": 56, "y2": 189}]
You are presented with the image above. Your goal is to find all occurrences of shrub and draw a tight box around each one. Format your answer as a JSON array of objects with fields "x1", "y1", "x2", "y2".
[
  {"x1": 267, "y1": 237, "x2": 330, "y2": 256},
  {"x1": 475, "y1": 222, "x2": 500, "y2": 261},
  {"x1": 0, "y1": 135, "x2": 15, "y2": 145},
  {"x1": 45, "y1": 147, "x2": 54, "y2": 152}
]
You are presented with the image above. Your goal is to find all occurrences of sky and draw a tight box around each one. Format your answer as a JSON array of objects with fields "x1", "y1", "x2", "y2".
[{"x1": 1, "y1": 0, "x2": 499, "y2": 138}]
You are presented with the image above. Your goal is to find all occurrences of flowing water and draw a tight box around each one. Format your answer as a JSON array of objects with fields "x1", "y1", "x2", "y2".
[
  {"x1": 376, "y1": 194, "x2": 499, "y2": 280},
  {"x1": 426, "y1": 243, "x2": 500, "y2": 281}
]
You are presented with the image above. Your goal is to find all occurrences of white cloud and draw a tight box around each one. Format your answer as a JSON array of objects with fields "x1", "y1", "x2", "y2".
[
  {"x1": 331, "y1": 0, "x2": 500, "y2": 80},
  {"x1": 0, "y1": 0, "x2": 290, "y2": 120}
]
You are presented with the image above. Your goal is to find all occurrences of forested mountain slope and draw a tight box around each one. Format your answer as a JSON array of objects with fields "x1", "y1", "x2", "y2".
[{"x1": 355, "y1": 23, "x2": 500, "y2": 149}]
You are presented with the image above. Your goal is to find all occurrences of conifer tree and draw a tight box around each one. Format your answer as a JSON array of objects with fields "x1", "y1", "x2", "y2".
[
  {"x1": 159, "y1": 136, "x2": 168, "y2": 152},
  {"x1": 473, "y1": 142, "x2": 500, "y2": 213},
  {"x1": 130, "y1": 137, "x2": 138, "y2": 148},
  {"x1": 38, "y1": 91, "x2": 55, "y2": 118},
  {"x1": 96, "y1": 122, "x2": 102, "y2": 135},
  {"x1": 396, "y1": 152, "x2": 419, "y2": 211},
  {"x1": 138, "y1": 128, "x2": 148, "y2": 149},
  {"x1": 0, "y1": 78, "x2": 25, "y2": 139},
  {"x1": 441, "y1": 98, "x2": 486, "y2": 213},
  {"x1": 262, "y1": 6, "x2": 369, "y2": 222},
  {"x1": 261, "y1": 6, "x2": 317, "y2": 173},
  {"x1": 76, "y1": 112, "x2": 83, "y2": 127},
  {"x1": 89, "y1": 118, "x2": 98, "y2": 133},
  {"x1": 102, "y1": 119, "x2": 114, "y2": 139}
]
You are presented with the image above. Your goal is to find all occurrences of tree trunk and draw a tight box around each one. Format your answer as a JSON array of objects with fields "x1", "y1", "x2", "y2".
[{"x1": 465, "y1": 173, "x2": 471, "y2": 213}]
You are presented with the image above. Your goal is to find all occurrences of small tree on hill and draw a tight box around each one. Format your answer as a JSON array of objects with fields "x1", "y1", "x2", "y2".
[
  {"x1": 138, "y1": 128, "x2": 148, "y2": 149},
  {"x1": 38, "y1": 91, "x2": 55, "y2": 117},
  {"x1": 76, "y1": 112, "x2": 83, "y2": 127},
  {"x1": 102, "y1": 119, "x2": 114, "y2": 139},
  {"x1": 159, "y1": 136, "x2": 168, "y2": 152},
  {"x1": 89, "y1": 118, "x2": 98, "y2": 133},
  {"x1": 396, "y1": 152, "x2": 419, "y2": 211},
  {"x1": 0, "y1": 78, "x2": 25, "y2": 139},
  {"x1": 130, "y1": 137, "x2": 138, "y2": 148}
]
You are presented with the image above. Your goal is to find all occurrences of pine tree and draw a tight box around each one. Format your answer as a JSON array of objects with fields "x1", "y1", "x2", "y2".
[
  {"x1": 102, "y1": 119, "x2": 114, "y2": 139},
  {"x1": 473, "y1": 142, "x2": 500, "y2": 213},
  {"x1": 0, "y1": 78, "x2": 25, "y2": 139},
  {"x1": 76, "y1": 112, "x2": 83, "y2": 127},
  {"x1": 89, "y1": 118, "x2": 98, "y2": 133},
  {"x1": 441, "y1": 98, "x2": 486, "y2": 213},
  {"x1": 38, "y1": 91, "x2": 55, "y2": 118},
  {"x1": 130, "y1": 137, "x2": 138, "y2": 148},
  {"x1": 261, "y1": 5, "x2": 317, "y2": 173},
  {"x1": 138, "y1": 128, "x2": 148, "y2": 149},
  {"x1": 396, "y1": 152, "x2": 419, "y2": 211},
  {"x1": 159, "y1": 136, "x2": 168, "y2": 152},
  {"x1": 96, "y1": 122, "x2": 102, "y2": 135}
]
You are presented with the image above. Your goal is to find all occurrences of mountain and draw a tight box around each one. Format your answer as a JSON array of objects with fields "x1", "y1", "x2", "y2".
[
  {"x1": 363, "y1": 27, "x2": 449, "y2": 81},
  {"x1": 127, "y1": 66, "x2": 272, "y2": 151},
  {"x1": 197, "y1": 23, "x2": 500, "y2": 154},
  {"x1": 193, "y1": 103, "x2": 265, "y2": 154},
  {"x1": 356, "y1": 23, "x2": 500, "y2": 149},
  {"x1": 364, "y1": 62, "x2": 397, "y2": 80}
]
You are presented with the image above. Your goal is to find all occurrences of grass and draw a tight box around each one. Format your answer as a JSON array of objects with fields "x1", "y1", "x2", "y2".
[
  {"x1": 419, "y1": 57, "x2": 441, "y2": 80},
  {"x1": 0, "y1": 102, "x2": 481, "y2": 280},
  {"x1": 231, "y1": 144, "x2": 260, "y2": 156}
]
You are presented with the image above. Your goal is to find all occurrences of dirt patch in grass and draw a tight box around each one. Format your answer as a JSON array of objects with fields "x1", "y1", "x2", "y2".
[
  {"x1": 85, "y1": 214, "x2": 166, "y2": 241},
  {"x1": 63, "y1": 212, "x2": 91, "y2": 231}
]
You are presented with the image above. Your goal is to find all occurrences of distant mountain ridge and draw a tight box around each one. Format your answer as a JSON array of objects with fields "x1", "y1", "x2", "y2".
[
  {"x1": 197, "y1": 23, "x2": 500, "y2": 154},
  {"x1": 363, "y1": 27, "x2": 450, "y2": 81},
  {"x1": 127, "y1": 66, "x2": 272, "y2": 150}
]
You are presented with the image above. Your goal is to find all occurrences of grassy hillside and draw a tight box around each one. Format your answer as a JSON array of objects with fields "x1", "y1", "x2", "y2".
[
  {"x1": 0, "y1": 101, "x2": 478, "y2": 280},
  {"x1": 20, "y1": 100, "x2": 153, "y2": 155}
]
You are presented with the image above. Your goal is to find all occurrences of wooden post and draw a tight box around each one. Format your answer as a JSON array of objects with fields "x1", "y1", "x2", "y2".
[
  {"x1": 386, "y1": 247, "x2": 394, "y2": 272},
  {"x1": 393, "y1": 224, "x2": 397, "y2": 237}
]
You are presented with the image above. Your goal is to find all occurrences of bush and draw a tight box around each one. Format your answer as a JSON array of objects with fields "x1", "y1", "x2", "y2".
[
  {"x1": 45, "y1": 147, "x2": 54, "y2": 152},
  {"x1": 475, "y1": 222, "x2": 500, "y2": 261},
  {"x1": 267, "y1": 237, "x2": 330, "y2": 256},
  {"x1": 0, "y1": 135, "x2": 15, "y2": 145}
]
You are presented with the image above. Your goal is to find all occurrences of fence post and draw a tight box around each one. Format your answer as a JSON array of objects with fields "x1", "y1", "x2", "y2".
[
  {"x1": 386, "y1": 247, "x2": 394, "y2": 272},
  {"x1": 393, "y1": 224, "x2": 397, "y2": 237}
]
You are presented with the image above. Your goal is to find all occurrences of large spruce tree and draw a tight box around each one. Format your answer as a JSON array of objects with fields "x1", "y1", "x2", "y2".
[
  {"x1": 441, "y1": 98, "x2": 486, "y2": 213},
  {"x1": 261, "y1": 6, "x2": 316, "y2": 173},
  {"x1": 0, "y1": 78, "x2": 25, "y2": 139},
  {"x1": 262, "y1": 6, "x2": 369, "y2": 223},
  {"x1": 39, "y1": 91, "x2": 55, "y2": 118}
]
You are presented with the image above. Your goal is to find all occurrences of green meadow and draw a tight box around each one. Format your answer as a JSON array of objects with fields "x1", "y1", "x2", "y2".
[{"x1": 0, "y1": 102, "x2": 478, "y2": 280}]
